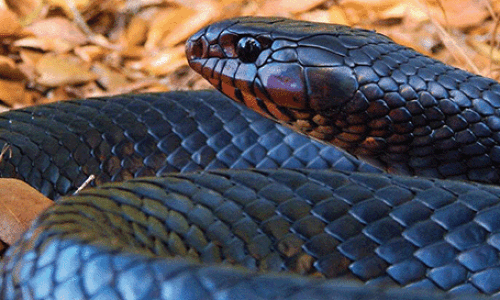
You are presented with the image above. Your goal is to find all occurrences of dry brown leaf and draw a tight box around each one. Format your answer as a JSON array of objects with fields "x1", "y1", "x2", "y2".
[
  {"x1": 26, "y1": 17, "x2": 88, "y2": 45},
  {"x1": 19, "y1": 49, "x2": 43, "y2": 66},
  {"x1": 120, "y1": 45, "x2": 144, "y2": 58},
  {"x1": 0, "y1": 9, "x2": 23, "y2": 37},
  {"x1": 129, "y1": 46, "x2": 185, "y2": 76},
  {"x1": 219, "y1": 0, "x2": 244, "y2": 5},
  {"x1": 43, "y1": 86, "x2": 72, "y2": 103},
  {"x1": 388, "y1": 32, "x2": 434, "y2": 57},
  {"x1": 160, "y1": 2, "x2": 222, "y2": 47},
  {"x1": 92, "y1": 62, "x2": 130, "y2": 91},
  {"x1": 380, "y1": 2, "x2": 428, "y2": 22},
  {"x1": 261, "y1": 0, "x2": 325, "y2": 14},
  {"x1": 425, "y1": 0, "x2": 490, "y2": 28},
  {"x1": 146, "y1": 6, "x2": 196, "y2": 50},
  {"x1": 84, "y1": 79, "x2": 161, "y2": 97},
  {"x1": 8, "y1": 0, "x2": 42, "y2": 19},
  {"x1": 0, "y1": 79, "x2": 28, "y2": 107},
  {"x1": 127, "y1": 16, "x2": 148, "y2": 46},
  {"x1": 327, "y1": 6, "x2": 349, "y2": 25},
  {"x1": 18, "y1": 49, "x2": 43, "y2": 82},
  {"x1": 35, "y1": 54, "x2": 97, "y2": 87},
  {"x1": 74, "y1": 45, "x2": 106, "y2": 62},
  {"x1": 0, "y1": 55, "x2": 25, "y2": 80},
  {"x1": 0, "y1": 178, "x2": 52, "y2": 245},
  {"x1": 469, "y1": 39, "x2": 500, "y2": 64},
  {"x1": 46, "y1": 0, "x2": 91, "y2": 17},
  {"x1": 300, "y1": 10, "x2": 332, "y2": 23},
  {"x1": 143, "y1": 84, "x2": 170, "y2": 93},
  {"x1": 341, "y1": 0, "x2": 401, "y2": 8},
  {"x1": 14, "y1": 37, "x2": 74, "y2": 53},
  {"x1": 113, "y1": 79, "x2": 164, "y2": 94}
]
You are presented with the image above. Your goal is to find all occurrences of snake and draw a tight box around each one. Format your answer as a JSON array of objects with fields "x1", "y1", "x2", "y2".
[{"x1": 0, "y1": 16, "x2": 499, "y2": 299}]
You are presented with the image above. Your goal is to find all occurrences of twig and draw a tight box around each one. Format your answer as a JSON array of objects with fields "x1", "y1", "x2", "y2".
[
  {"x1": 483, "y1": 0, "x2": 499, "y2": 75},
  {"x1": 0, "y1": 144, "x2": 12, "y2": 163},
  {"x1": 73, "y1": 174, "x2": 95, "y2": 195}
]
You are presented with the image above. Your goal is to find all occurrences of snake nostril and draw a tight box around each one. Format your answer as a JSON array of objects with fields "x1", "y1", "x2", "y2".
[{"x1": 185, "y1": 37, "x2": 207, "y2": 60}]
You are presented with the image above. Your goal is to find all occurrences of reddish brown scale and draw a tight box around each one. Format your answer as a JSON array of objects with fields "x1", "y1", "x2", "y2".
[
  {"x1": 263, "y1": 101, "x2": 293, "y2": 122},
  {"x1": 220, "y1": 82, "x2": 240, "y2": 103},
  {"x1": 360, "y1": 137, "x2": 386, "y2": 151},
  {"x1": 312, "y1": 115, "x2": 332, "y2": 126},
  {"x1": 295, "y1": 120, "x2": 314, "y2": 130},
  {"x1": 344, "y1": 125, "x2": 367, "y2": 134},
  {"x1": 241, "y1": 92, "x2": 267, "y2": 116},
  {"x1": 334, "y1": 120, "x2": 348, "y2": 132},
  {"x1": 387, "y1": 133, "x2": 413, "y2": 144},
  {"x1": 368, "y1": 116, "x2": 391, "y2": 128},
  {"x1": 289, "y1": 109, "x2": 314, "y2": 120},
  {"x1": 366, "y1": 100, "x2": 390, "y2": 118},
  {"x1": 315, "y1": 126, "x2": 336, "y2": 135},
  {"x1": 388, "y1": 145, "x2": 411, "y2": 154},
  {"x1": 392, "y1": 123, "x2": 414, "y2": 134},
  {"x1": 337, "y1": 132, "x2": 363, "y2": 143},
  {"x1": 370, "y1": 130, "x2": 389, "y2": 137},
  {"x1": 254, "y1": 84, "x2": 272, "y2": 104},
  {"x1": 308, "y1": 131, "x2": 329, "y2": 140},
  {"x1": 346, "y1": 113, "x2": 368, "y2": 124}
]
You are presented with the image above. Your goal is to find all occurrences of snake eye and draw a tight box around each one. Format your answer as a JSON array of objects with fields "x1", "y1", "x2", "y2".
[{"x1": 236, "y1": 37, "x2": 262, "y2": 63}]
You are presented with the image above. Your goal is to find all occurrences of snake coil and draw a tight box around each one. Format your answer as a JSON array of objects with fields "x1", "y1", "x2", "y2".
[{"x1": 0, "y1": 17, "x2": 499, "y2": 299}]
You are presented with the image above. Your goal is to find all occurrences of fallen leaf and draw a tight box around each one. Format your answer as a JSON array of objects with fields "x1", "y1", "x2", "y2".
[
  {"x1": 92, "y1": 62, "x2": 130, "y2": 91},
  {"x1": 469, "y1": 38, "x2": 500, "y2": 64},
  {"x1": 126, "y1": 16, "x2": 148, "y2": 46},
  {"x1": 0, "y1": 178, "x2": 52, "y2": 245},
  {"x1": 26, "y1": 17, "x2": 88, "y2": 45},
  {"x1": 18, "y1": 49, "x2": 44, "y2": 82},
  {"x1": 46, "y1": 0, "x2": 91, "y2": 18},
  {"x1": 160, "y1": 2, "x2": 221, "y2": 47},
  {"x1": 120, "y1": 45, "x2": 144, "y2": 58},
  {"x1": 35, "y1": 54, "x2": 97, "y2": 87},
  {"x1": 427, "y1": 0, "x2": 490, "y2": 28},
  {"x1": 8, "y1": 0, "x2": 42, "y2": 19},
  {"x1": 128, "y1": 46, "x2": 185, "y2": 76},
  {"x1": 381, "y1": 2, "x2": 428, "y2": 23},
  {"x1": 146, "y1": 6, "x2": 196, "y2": 50},
  {"x1": 14, "y1": 37, "x2": 74, "y2": 53},
  {"x1": 0, "y1": 55, "x2": 25, "y2": 80},
  {"x1": 0, "y1": 9, "x2": 23, "y2": 37},
  {"x1": 341, "y1": 0, "x2": 401, "y2": 8},
  {"x1": 328, "y1": 6, "x2": 349, "y2": 25},
  {"x1": 43, "y1": 86, "x2": 71, "y2": 103},
  {"x1": 301, "y1": 10, "x2": 332, "y2": 24},
  {"x1": 261, "y1": 0, "x2": 325, "y2": 14},
  {"x1": 74, "y1": 45, "x2": 106, "y2": 62},
  {"x1": 0, "y1": 79, "x2": 28, "y2": 107}
]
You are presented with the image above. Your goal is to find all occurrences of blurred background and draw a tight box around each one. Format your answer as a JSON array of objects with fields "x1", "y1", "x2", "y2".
[{"x1": 0, "y1": 0, "x2": 497, "y2": 110}]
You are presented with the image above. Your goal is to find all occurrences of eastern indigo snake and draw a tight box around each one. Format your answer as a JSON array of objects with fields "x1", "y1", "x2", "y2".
[{"x1": 0, "y1": 16, "x2": 499, "y2": 299}]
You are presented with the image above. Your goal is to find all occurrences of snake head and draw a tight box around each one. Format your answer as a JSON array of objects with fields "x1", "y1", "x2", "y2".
[
  {"x1": 185, "y1": 17, "x2": 375, "y2": 115},
  {"x1": 186, "y1": 17, "x2": 409, "y2": 164}
]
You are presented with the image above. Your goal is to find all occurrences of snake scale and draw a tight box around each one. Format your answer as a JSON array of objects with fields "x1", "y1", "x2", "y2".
[{"x1": 0, "y1": 16, "x2": 499, "y2": 299}]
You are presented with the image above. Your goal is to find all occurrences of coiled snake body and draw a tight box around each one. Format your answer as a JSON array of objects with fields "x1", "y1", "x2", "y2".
[{"x1": 0, "y1": 17, "x2": 500, "y2": 299}]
